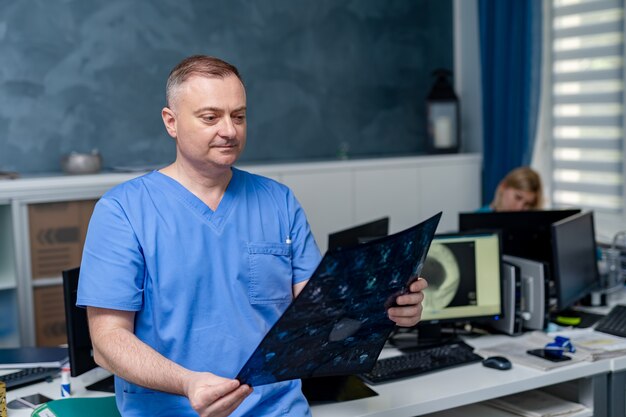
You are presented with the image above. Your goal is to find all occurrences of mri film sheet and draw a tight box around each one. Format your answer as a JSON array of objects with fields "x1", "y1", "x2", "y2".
[{"x1": 236, "y1": 212, "x2": 441, "y2": 386}]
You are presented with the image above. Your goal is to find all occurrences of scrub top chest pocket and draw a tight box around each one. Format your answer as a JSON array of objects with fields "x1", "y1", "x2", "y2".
[{"x1": 247, "y1": 242, "x2": 294, "y2": 305}]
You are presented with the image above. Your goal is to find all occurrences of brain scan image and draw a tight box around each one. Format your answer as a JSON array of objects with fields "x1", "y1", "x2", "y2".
[
  {"x1": 421, "y1": 242, "x2": 460, "y2": 310},
  {"x1": 421, "y1": 241, "x2": 478, "y2": 311}
]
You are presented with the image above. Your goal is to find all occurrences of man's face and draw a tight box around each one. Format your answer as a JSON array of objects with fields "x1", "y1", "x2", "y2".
[{"x1": 162, "y1": 74, "x2": 247, "y2": 171}]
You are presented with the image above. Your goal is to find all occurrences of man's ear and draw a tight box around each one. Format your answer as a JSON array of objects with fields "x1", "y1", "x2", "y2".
[{"x1": 161, "y1": 107, "x2": 177, "y2": 139}]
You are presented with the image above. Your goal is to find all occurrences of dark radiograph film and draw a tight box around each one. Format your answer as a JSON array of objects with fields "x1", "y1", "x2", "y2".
[{"x1": 236, "y1": 212, "x2": 442, "y2": 386}]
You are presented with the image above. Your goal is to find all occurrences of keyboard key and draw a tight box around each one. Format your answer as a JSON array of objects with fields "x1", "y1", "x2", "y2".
[{"x1": 0, "y1": 367, "x2": 59, "y2": 390}]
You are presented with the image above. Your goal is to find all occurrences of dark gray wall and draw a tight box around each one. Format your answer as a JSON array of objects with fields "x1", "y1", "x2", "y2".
[{"x1": 0, "y1": 0, "x2": 453, "y2": 174}]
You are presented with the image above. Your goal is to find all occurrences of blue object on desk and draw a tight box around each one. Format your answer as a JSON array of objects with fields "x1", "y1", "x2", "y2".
[{"x1": 544, "y1": 336, "x2": 576, "y2": 358}]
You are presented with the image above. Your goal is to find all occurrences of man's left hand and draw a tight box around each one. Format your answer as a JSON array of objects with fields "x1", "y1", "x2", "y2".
[{"x1": 387, "y1": 277, "x2": 428, "y2": 327}]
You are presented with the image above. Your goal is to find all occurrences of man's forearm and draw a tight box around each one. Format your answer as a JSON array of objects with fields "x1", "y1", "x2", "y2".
[
  {"x1": 93, "y1": 325, "x2": 193, "y2": 396},
  {"x1": 87, "y1": 307, "x2": 252, "y2": 415},
  {"x1": 87, "y1": 307, "x2": 193, "y2": 396}
]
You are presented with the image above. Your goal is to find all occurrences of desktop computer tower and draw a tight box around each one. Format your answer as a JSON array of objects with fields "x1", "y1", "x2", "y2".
[
  {"x1": 491, "y1": 261, "x2": 524, "y2": 336},
  {"x1": 503, "y1": 255, "x2": 549, "y2": 331}
]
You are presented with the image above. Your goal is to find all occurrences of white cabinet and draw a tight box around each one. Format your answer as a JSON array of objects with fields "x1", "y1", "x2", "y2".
[
  {"x1": 0, "y1": 173, "x2": 147, "y2": 347},
  {"x1": 352, "y1": 157, "x2": 481, "y2": 235},
  {"x1": 0, "y1": 153, "x2": 482, "y2": 346},
  {"x1": 267, "y1": 154, "x2": 482, "y2": 252}
]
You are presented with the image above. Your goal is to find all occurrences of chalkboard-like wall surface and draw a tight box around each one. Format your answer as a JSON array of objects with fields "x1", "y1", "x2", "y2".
[{"x1": 0, "y1": 0, "x2": 452, "y2": 174}]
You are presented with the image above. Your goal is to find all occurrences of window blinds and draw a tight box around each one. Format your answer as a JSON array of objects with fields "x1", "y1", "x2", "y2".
[{"x1": 551, "y1": 0, "x2": 624, "y2": 215}]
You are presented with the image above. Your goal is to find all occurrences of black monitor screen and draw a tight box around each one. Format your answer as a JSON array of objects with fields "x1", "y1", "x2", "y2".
[
  {"x1": 327, "y1": 217, "x2": 389, "y2": 251},
  {"x1": 62, "y1": 268, "x2": 114, "y2": 392},
  {"x1": 551, "y1": 211, "x2": 600, "y2": 310},
  {"x1": 458, "y1": 209, "x2": 580, "y2": 263},
  {"x1": 62, "y1": 267, "x2": 96, "y2": 377}
]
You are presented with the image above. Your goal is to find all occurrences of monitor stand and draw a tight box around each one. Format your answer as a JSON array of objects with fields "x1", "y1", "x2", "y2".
[
  {"x1": 86, "y1": 374, "x2": 115, "y2": 393},
  {"x1": 390, "y1": 323, "x2": 460, "y2": 351},
  {"x1": 301, "y1": 375, "x2": 378, "y2": 404}
]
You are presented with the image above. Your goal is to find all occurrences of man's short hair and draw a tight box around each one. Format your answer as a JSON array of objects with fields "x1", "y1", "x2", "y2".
[{"x1": 166, "y1": 55, "x2": 243, "y2": 108}]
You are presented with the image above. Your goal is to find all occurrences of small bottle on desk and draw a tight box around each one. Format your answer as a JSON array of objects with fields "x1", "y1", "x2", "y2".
[{"x1": 61, "y1": 365, "x2": 71, "y2": 397}]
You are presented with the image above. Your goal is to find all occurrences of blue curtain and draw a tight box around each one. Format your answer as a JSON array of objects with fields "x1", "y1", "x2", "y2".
[{"x1": 478, "y1": 0, "x2": 542, "y2": 205}]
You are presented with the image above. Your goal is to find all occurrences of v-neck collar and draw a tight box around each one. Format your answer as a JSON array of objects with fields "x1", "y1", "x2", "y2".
[{"x1": 148, "y1": 168, "x2": 242, "y2": 231}]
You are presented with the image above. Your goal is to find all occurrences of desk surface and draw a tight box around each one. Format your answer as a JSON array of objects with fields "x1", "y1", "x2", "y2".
[
  {"x1": 5, "y1": 285, "x2": 626, "y2": 417},
  {"x1": 311, "y1": 336, "x2": 610, "y2": 417},
  {"x1": 4, "y1": 367, "x2": 112, "y2": 417},
  {"x1": 2, "y1": 343, "x2": 611, "y2": 417}
]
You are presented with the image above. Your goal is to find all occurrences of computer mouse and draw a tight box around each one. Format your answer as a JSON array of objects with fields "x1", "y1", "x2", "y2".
[{"x1": 482, "y1": 356, "x2": 512, "y2": 370}]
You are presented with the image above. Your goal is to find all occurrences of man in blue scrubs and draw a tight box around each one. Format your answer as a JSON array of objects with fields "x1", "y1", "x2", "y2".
[{"x1": 77, "y1": 55, "x2": 428, "y2": 417}]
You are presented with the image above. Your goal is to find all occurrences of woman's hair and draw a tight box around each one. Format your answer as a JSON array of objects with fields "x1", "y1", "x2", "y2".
[
  {"x1": 165, "y1": 55, "x2": 243, "y2": 108},
  {"x1": 493, "y1": 166, "x2": 544, "y2": 210}
]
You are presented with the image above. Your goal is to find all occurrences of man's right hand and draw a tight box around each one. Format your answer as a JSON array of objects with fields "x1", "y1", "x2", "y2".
[{"x1": 186, "y1": 373, "x2": 253, "y2": 417}]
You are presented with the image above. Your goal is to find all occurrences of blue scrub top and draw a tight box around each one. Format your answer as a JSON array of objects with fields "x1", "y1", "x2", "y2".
[{"x1": 78, "y1": 168, "x2": 322, "y2": 417}]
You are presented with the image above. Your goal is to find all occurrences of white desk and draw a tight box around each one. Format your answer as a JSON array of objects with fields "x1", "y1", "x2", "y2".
[
  {"x1": 310, "y1": 337, "x2": 610, "y2": 417},
  {"x1": 1, "y1": 338, "x2": 620, "y2": 417},
  {"x1": 578, "y1": 286, "x2": 626, "y2": 417},
  {"x1": 4, "y1": 367, "x2": 112, "y2": 417}
]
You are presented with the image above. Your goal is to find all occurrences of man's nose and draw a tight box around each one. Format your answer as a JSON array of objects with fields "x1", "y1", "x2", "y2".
[{"x1": 219, "y1": 117, "x2": 237, "y2": 138}]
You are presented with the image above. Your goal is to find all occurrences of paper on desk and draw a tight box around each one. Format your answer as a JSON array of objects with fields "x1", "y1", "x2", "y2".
[
  {"x1": 485, "y1": 390, "x2": 586, "y2": 417},
  {"x1": 473, "y1": 332, "x2": 586, "y2": 371}
]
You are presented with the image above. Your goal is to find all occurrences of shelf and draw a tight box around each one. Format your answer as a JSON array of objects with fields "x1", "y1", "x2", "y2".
[
  {"x1": 422, "y1": 402, "x2": 592, "y2": 416},
  {"x1": 0, "y1": 154, "x2": 482, "y2": 203}
]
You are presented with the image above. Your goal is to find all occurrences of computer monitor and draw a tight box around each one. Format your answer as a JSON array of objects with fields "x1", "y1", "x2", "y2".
[
  {"x1": 551, "y1": 211, "x2": 600, "y2": 310},
  {"x1": 420, "y1": 231, "x2": 502, "y2": 322},
  {"x1": 458, "y1": 209, "x2": 581, "y2": 263},
  {"x1": 403, "y1": 231, "x2": 502, "y2": 345},
  {"x1": 62, "y1": 267, "x2": 114, "y2": 392},
  {"x1": 327, "y1": 217, "x2": 390, "y2": 251}
]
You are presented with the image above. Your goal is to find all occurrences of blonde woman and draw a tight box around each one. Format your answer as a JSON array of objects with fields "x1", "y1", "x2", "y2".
[{"x1": 480, "y1": 166, "x2": 543, "y2": 212}]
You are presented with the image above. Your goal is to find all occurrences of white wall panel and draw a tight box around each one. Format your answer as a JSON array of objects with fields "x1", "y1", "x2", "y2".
[
  {"x1": 354, "y1": 167, "x2": 420, "y2": 234},
  {"x1": 418, "y1": 162, "x2": 481, "y2": 233}
]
